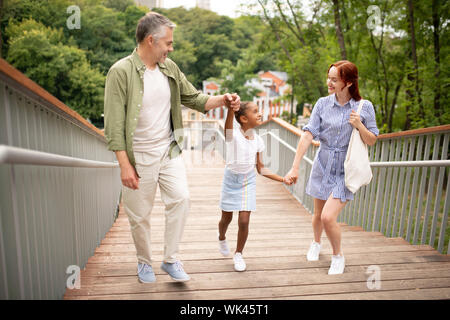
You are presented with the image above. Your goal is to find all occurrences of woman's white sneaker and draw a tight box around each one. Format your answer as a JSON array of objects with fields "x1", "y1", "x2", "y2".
[
  {"x1": 328, "y1": 254, "x2": 345, "y2": 275},
  {"x1": 233, "y1": 252, "x2": 246, "y2": 272},
  {"x1": 306, "y1": 241, "x2": 321, "y2": 261},
  {"x1": 218, "y1": 236, "x2": 230, "y2": 256}
]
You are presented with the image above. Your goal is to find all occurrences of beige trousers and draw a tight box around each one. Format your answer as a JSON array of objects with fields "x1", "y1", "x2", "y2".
[{"x1": 122, "y1": 146, "x2": 190, "y2": 265}]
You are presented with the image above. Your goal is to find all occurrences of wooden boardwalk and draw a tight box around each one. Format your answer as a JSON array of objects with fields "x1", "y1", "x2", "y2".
[{"x1": 64, "y1": 151, "x2": 450, "y2": 300}]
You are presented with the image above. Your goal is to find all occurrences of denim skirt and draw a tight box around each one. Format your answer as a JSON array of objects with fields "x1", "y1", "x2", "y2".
[{"x1": 220, "y1": 168, "x2": 257, "y2": 212}]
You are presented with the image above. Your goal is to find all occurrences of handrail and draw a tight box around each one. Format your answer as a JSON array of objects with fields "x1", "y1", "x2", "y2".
[
  {"x1": 0, "y1": 58, "x2": 104, "y2": 139},
  {"x1": 265, "y1": 116, "x2": 450, "y2": 143},
  {"x1": 260, "y1": 131, "x2": 314, "y2": 166},
  {"x1": 0, "y1": 145, "x2": 119, "y2": 168},
  {"x1": 378, "y1": 124, "x2": 450, "y2": 139},
  {"x1": 370, "y1": 160, "x2": 450, "y2": 167},
  {"x1": 260, "y1": 117, "x2": 321, "y2": 147},
  {"x1": 259, "y1": 133, "x2": 450, "y2": 168}
]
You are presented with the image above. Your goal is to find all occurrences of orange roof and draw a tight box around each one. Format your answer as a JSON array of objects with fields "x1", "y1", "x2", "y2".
[
  {"x1": 259, "y1": 71, "x2": 285, "y2": 94},
  {"x1": 206, "y1": 82, "x2": 219, "y2": 90},
  {"x1": 259, "y1": 71, "x2": 285, "y2": 87}
]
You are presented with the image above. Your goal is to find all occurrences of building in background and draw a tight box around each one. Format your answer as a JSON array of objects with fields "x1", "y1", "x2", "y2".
[
  {"x1": 202, "y1": 80, "x2": 227, "y2": 120},
  {"x1": 134, "y1": 0, "x2": 164, "y2": 9},
  {"x1": 196, "y1": 0, "x2": 211, "y2": 10},
  {"x1": 251, "y1": 70, "x2": 296, "y2": 122},
  {"x1": 203, "y1": 71, "x2": 297, "y2": 123}
]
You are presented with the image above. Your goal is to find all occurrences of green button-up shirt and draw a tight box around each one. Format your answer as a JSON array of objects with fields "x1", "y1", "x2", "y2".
[{"x1": 104, "y1": 48, "x2": 209, "y2": 167}]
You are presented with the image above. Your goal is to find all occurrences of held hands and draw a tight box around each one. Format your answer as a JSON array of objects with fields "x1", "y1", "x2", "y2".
[
  {"x1": 349, "y1": 110, "x2": 363, "y2": 130},
  {"x1": 283, "y1": 167, "x2": 298, "y2": 186},
  {"x1": 223, "y1": 93, "x2": 240, "y2": 112}
]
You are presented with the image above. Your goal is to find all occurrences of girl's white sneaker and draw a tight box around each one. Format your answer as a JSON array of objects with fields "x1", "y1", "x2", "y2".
[
  {"x1": 218, "y1": 234, "x2": 230, "y2": 256},
  {"x1": 328, "y1": 254, "x2": 345, "y2": 275},
  {"x1": 233, "y1": 252, "x2": 246, "y2": 272},
  {"x1": 306, "y1": 241, "x2": 321, "y2": 261}
]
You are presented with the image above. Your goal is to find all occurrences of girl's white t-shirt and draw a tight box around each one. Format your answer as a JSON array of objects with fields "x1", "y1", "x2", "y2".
[
  {"x1": 133, "y1": 65, "x2": 174, "y2": 152},
  {"x1": 225, "y1": 128, "x2": 265, "y2": 174}
]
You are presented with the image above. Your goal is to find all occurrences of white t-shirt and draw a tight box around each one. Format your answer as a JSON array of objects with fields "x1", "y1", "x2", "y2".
[
  {"x1": 133, "y1": 65, "x2": 174, "y2": 152},
  {"x1": 225, "y1": 128, "x2": 265, "y2": 174}
]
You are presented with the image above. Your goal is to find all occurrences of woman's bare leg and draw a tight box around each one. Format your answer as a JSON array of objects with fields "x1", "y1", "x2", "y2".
[
  {"x1": 312, "y1": 198, "x2": 326, "y2": 243},
  {"x1": 321, "y1": 195, "x2": 347, "y2": 255}
]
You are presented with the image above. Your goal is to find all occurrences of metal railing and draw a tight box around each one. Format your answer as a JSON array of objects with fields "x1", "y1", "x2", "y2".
[
  {"x1": 0, "y1": 60, "x2": 121, "y2": 299},
  {"x1": 255, "y1": 118, "x2": 449, "y2": 254}
]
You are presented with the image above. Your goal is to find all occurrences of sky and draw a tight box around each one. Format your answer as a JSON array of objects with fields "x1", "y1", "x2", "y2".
[
  {"x1": 163, "y1": 0, "x2": 243, "y2": 18},
  {"x1": 162, "y1": 0, "x2": 314, "y2": 19}
]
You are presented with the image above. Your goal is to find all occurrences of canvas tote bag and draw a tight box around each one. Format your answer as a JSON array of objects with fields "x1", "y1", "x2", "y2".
[{"x1": 344, "y1": 99, "x2": 372, "y2": 193}]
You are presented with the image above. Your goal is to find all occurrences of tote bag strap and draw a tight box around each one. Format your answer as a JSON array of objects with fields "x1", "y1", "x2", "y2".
[{"x1": 356, "y1": 99, "x2": 364, "y2": 114}]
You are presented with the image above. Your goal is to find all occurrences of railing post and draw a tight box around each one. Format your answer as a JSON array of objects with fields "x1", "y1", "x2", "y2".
[
  {"x1": 372, "y1": 140, "x2": 389, "y2": 231},
  {"x1": 431, "y1": 134, "x2": 449, "y2": 248}
]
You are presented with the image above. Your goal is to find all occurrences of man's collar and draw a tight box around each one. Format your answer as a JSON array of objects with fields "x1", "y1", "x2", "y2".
[
  {"x1": 131, "y1": 48, "x2": 168, "y2": 72},
  {"x1": 131, "y1": 48, "x2": 146, "y2": 72},
  {"x1": 157, "y1": 61, "x2": 167, "y2": 70}
]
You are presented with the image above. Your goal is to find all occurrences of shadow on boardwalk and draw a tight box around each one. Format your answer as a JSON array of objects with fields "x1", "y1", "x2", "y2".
[{"x1": 64, "y1": 151, "x2": 450, "y2": 300}]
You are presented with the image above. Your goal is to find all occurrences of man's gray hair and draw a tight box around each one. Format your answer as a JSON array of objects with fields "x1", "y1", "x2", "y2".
[{"x1": 136, "y1": 12, "x2": 176, "y2": 44}]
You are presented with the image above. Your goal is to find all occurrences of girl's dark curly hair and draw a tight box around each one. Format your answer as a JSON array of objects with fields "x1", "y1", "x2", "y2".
[{"x1": 234, "y1": 101, "x2": 253, "y2": 125}]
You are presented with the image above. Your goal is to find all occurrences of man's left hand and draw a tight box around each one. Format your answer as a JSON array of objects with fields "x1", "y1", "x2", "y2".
[{"x1": 223, "y1": 93, "x2": 240, "y2": 112}]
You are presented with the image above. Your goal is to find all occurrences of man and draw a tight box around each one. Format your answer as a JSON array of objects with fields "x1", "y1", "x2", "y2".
[{"x1": 104, "y1": 12, "x2": 240, "y2": 283}]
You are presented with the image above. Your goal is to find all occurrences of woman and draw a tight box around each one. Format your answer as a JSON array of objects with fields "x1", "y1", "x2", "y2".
[{"x1": 284, "y1": 61, "x2": 379, "y2": 274}]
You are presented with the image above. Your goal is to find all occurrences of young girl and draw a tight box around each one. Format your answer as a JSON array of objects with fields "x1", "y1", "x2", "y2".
[
  {"x1": 218, "y1": 101, "x2": 289, "y2": 271},
  {"x1": 285, "y1": 61, "x2": 379, "y2": 275}
]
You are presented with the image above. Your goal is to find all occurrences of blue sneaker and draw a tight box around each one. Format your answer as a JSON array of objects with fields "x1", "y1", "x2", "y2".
[
  {"x1": 160, "y1": 261, "x2": 191, "y2": 282},
  {"x1": 137, "y1": 263, "x2": 156, "y2": 283}
]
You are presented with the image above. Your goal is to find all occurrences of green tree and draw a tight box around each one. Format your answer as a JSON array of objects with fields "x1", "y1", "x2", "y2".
[
  {"x1": 154, "y1": 7, "x2": 240, "y2": 88},
  {"x1": 122, "y1": 4, "x2": 149, "y2": 41},
  {"x1": 71, "y1": 3, "x2": 135, "y2": 74},
  {"x1": 6, "y1": 19, "x2": 105, "y2": 120},
  {"x1": 102, "y1": 0, "x2": 134, "y2": 12}
]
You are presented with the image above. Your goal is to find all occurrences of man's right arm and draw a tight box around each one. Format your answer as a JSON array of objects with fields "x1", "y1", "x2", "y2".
[
  {"x1": 104, "y1": 66, "x2": 139, "y2": 189},
  {"x1": 104, "y1": 67, "x2": 127, "y2": 151},
  {"x1": 115, "y1": 150, "x2": 139, "y2": 190}
]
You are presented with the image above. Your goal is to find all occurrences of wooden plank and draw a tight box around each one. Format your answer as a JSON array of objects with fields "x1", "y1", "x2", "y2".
[
  {"x1": 64, "y1": 267, "x2": 450, "y2": 298},
  {"x1": 65, "y1": 278, "x2": 450, "y2": 300},
  {"x1": 99, "y1": 233, "x2": 390, "y2": 245},
  {"x1": 86, "y1": 245, "x2": 439, "y2": 265},
  {"x1": 95, "y1": 237, "x2": 409, "y2": 253},
  {"x1": 81, "y1": 257, "x2": 450, "y2": 278},
  {"x1": 271, "y1": 287, "x2": 450, "y2": 300}
]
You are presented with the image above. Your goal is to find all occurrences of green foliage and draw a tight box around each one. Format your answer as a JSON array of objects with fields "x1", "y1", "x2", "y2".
[
  {"x1": 253, "y1": 0, "x2": 449, "y2": 131},
  {"x1": 70, "y1": 3, "x2": 135, "y2": 74},
  {"x1": 154, "y1": 7, "x2": 241, "y2": 88},
  {"x1": 281, "y1": 110, "x2": 297, "y2": 126},
  {"x1": 6, "y1": 19, "x2": 105, "y2": 119},
  {"x1": 102, "y1": 0, "x2": 135, "y2": 12}
]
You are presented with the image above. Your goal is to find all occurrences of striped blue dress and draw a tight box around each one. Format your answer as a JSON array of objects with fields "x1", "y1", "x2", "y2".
[{"x1": 302, "y1": 94, "x2": 379, "y2": 202}]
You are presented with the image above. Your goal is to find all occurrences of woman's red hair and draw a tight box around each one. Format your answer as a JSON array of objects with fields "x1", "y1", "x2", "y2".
[{"x1": 328, "y1": 60, "x2": 362, "y2": 101}]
